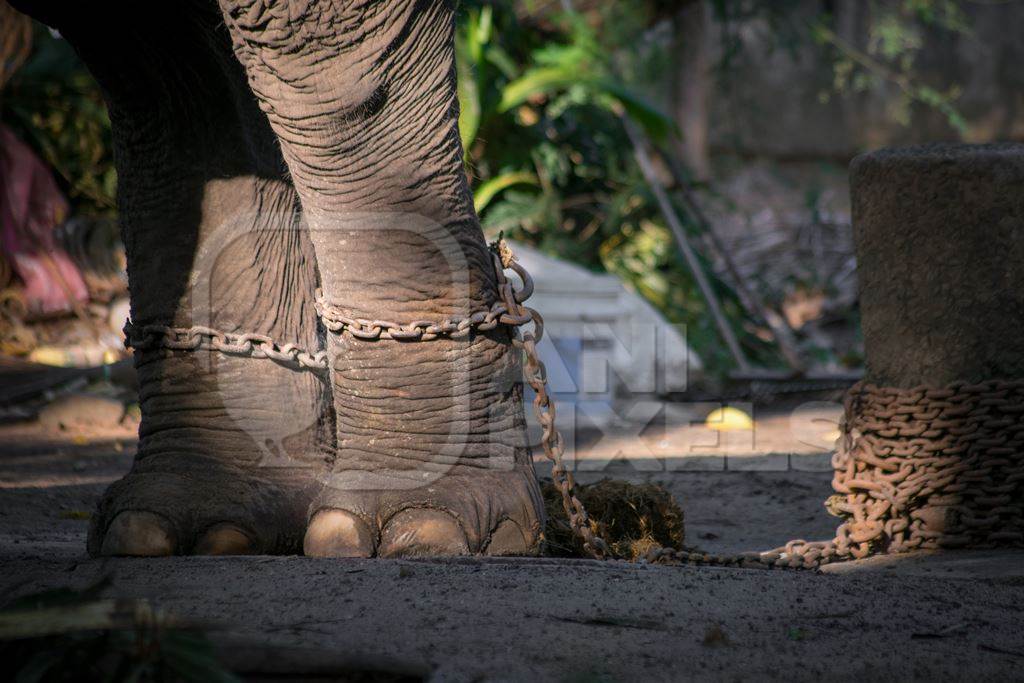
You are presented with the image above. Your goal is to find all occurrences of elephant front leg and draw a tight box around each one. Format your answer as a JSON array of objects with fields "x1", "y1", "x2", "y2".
[
  {"x1": 219, "y1": 0, "x2": 543, "y2": 556},
  {"x1": 97, "y1": 177, "x2": 332, "y2": 557},
  {"x1": 305, "y1": 222, "x2": 543, "y2": 557},
  {"x1": 34, "y1": 4, "x2": 334, "y2": 557}
]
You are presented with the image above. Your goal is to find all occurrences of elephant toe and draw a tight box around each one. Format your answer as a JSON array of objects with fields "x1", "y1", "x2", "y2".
[
  {"x1": 100, "y1": 511, "x2": 176, "y2": 557},
  {"x1": 484, "y1": 518, "x2": 531, "y2": 556},
  {"x1": 88, "y1": 469, "x2": 312, "y2": 556},
  {"x1": 195, "y1": 523, "x2": 256, "y2": 556},
  {"x1": 379, "y1": 508, "x2": 469, "y2": 557},
  {"x1": 304, "y1": 509, "x2": 376, "y2": 558}
]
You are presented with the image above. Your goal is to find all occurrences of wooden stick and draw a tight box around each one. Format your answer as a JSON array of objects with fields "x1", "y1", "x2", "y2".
[
  {"x1": 621, "y1": 115, "x2": 751, "y2": 373},
  {"x1": 657, "y1": 145, "x2": 806, "y2": 371}
]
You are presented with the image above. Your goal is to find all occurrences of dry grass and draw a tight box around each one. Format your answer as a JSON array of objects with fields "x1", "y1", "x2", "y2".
[{"x1": 541, "y1": 478, "x2": 685, "y2": 560}]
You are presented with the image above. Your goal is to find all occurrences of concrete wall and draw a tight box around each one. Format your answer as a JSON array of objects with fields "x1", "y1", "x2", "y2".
[{"x1": 698, "y1": 1, "x2": 1024, "y2": 160}]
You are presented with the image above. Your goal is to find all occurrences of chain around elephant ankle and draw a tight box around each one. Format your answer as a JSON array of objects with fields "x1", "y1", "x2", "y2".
[
  {"x1": 122, "y1": 321, "x2": 330, "y2": 372},
  {"x1": 120, "y1": 241, "x2": 538, "y2": 364},
  {"x1": 315, "y1": 294, "x2": 532, "y2": 341},
  {"x1": 314, "y1": 246, "x2": 535, "y2": 342}
]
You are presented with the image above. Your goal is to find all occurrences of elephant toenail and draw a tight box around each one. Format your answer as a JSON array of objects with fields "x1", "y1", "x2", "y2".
[
  {"x1": 194, "y1": 523, "x2": 255, "y2": 556},
  {"x1": 379, "y1": 509, "x2": 469, "y2": 557},
  {"x1": 304, "y1": 509, "x2": 375, "y2": 558},
  {"x1": 484, "y1": 518, "x2": 531, "y2": 556},
  {"x1": 100, "y1": 511, "x2": 176, "y2": 557}
]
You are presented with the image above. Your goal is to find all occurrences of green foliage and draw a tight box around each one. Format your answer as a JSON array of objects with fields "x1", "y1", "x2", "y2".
[
  {"x1": 713, "y1": 0, "x2": 974, "y2": 135},
  {"x1": 811, "y1": 4, "x2": 970, "y2": 135},
  {"x1": 13, "y1": 3, "x2": 982, "y2": 377},
  {"x1": 456, "y1": 3, "x2": 773, "y2": 375},
  {"x1": 473, "y1": 170, "x2": 538, "y2": 213},
  {"x1": 1, "y1": 25, "x2": 116, "y2": 217}
]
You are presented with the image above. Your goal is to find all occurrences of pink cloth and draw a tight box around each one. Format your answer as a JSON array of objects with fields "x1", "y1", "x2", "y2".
[{"x1": 0, "y1": 124, "x2": 89, "y2": 316}]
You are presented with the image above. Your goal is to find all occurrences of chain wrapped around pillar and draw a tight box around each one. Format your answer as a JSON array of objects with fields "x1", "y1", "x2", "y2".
[{"x1": 830, "y1": 143, "x2": 1024, "y2": 556}]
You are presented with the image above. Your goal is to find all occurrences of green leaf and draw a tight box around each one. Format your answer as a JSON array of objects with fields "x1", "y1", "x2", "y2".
[
  {"x1": 481, "y1": 190, "x2": 549, "y2": 234},
  {"x1": 597, "y1": 81, "x2": 677, "y2": 141},
  {"x1": 456, "y1": 55, "x2": 481, "y2": 153},
  {"x1": 484, "y1": 45, "x2": 518, "y2": 80},
  {"x1": 498, "y1": 67, "x2": 674, "y2": 143},
  {"x1": 499, "y1": 66, "x2": 577, "y2": 112},
  {"x1": 476, "y1": 5, "x2": 493, "y2": 52},
  {"x1": 474, "y1": 171, "x2": 538, "y2": 213}
]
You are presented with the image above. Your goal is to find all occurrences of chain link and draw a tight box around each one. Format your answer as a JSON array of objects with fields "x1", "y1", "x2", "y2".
[
  {"x1": 490, "y1": 245, "x2": 612, "y2": 560},
  {"x1": 123, "y1": 322, "x2": 329, "y2": 372},
  {"x1": 316, "y1": 293, "x2": 532, "y2": 341},
  {"x1": 122, "y1": 240, "x2": 1024, "y2": 570},
  {"x1": 829, "y1": 381, "x2": 1024, "y2": 553}
]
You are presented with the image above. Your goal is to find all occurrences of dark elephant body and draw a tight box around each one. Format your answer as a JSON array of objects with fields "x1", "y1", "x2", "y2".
[{"x1": 15, "y1": 0, "x2": 543, "y2": 557}]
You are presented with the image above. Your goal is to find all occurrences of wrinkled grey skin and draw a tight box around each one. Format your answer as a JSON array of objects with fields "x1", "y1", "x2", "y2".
[{"x1": 17, "y1": 0, "x2": 543, "y2": 558}]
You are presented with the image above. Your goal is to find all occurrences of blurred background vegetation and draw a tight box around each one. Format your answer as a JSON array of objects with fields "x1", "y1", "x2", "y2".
[
  {"x1": 1, "y1": 23, "x2": 115, "y2": 217},
  {"x1": 3, "y1": 0, "x2": 1022, "y2": 379}
]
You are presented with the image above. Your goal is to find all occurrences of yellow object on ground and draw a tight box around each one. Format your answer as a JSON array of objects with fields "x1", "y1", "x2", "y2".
[
  {"x1": 27, "y1": 346, "x2": 71, "y2": 367},
  {"x1": 28, "y1": 345, "x2": 118, "y2": 368},
  {"x1": 705, "y1": 406, "x2": 754, "y2": 431}
]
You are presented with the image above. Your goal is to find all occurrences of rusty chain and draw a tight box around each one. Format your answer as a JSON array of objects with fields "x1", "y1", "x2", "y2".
[
  {"x1": 489, "y1": 242, "x2": 612, "y2": 560},
  {"x1": 316, "y1": 293, "x2": 532, "y2": 341},
  {"x1": 830, "y1": 381, "x2": 1024, "y2": 552},
  {"x1": 489, "y1": 242, "x2": 827, "y2": 569},
  {"x1": 123, "y1": 322, "x2": 329, "y2": 372},
  {"x1": 123, "y1": 240, "x2": 1024, "y2": 570},
  {"x1": 646, "y1": 380, "x2": 1024, "y2": 569}
]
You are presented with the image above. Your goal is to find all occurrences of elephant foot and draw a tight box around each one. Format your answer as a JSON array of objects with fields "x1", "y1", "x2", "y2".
[
  {"x1": 89, "y1": 465, "x2": 318, "y2": 556},
  {"x1": 310, "y1": 306, "x2": 545, "y2": 558},
  {"x1": 101, "y1": 513, "x2": 254, "y2": 557},
  {"x1": 305, "y1": 465, "x2": 544, "y2": 558},
  {"x1": 89, "y1": 352, "x2": 331, "y2": 557}
]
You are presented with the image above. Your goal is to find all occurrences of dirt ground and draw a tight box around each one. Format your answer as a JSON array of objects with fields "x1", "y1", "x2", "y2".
[{"x1": 2, "y1": 415, "x2": 1024, "y2": 681}]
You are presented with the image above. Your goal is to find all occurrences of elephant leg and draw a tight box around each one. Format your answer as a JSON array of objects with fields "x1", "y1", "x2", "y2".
[
  {"x1": 219, "y1": 0, "x2": 543, "y2": 556},
  {"x1": 97, "y1": 175, "x2": 331, "y2": 557},
  {"x1": 16, "y1": 1, "x2": 333, "y2": 555}
]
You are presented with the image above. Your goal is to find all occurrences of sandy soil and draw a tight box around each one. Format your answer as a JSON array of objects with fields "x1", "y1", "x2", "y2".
[{"x1": 2, "y1": 419, "x2": 1023, "y2": 681}]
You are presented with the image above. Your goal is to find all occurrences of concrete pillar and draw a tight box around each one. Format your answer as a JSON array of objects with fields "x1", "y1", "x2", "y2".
[
  {"x1": 851, "y1": 143, "x2": 1024, "y2": 387},
  {"x1": 834, "y1": 143, "x2": 1024, "y2": 555}
]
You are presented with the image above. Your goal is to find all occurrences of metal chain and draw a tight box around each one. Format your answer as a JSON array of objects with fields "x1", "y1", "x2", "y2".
[
  {"x1": 490, "y1": 243, "x2": 612, "y2": 560},
  {"x1": 316, "y1": 293, "x2": 532, "y2": 341},
  {"x1": 490, "y1": 242, "x2": 825, "y2": 569},
  {"x1": 123, "y1": 322, "x2": 329, "y2": 372},
  {"x1": 491, "y1": 242, "x2": 1024, "y2": 570},
  {"x1": 829, "y1": 381, "x2": 1024, "y2": 553},
  {"x1": 122, "y1": 240, "x2": 1024, "y2": 570},
  {"x1": 645, "y1": 379, "x2": 1024, "y2": 568}
]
